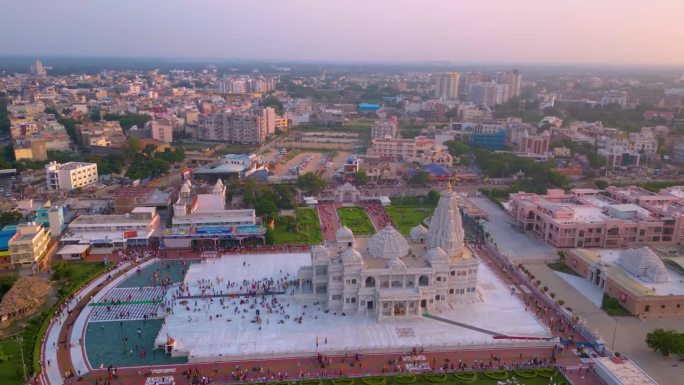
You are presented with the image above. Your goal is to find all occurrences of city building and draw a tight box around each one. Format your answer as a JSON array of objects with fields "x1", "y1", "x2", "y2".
[
  {"x1": 469, "y1": 129, "x2": 507, "y2": 150},
  {"x1": 367, "y1": 136, "x2": 453, "y2": 166},
  {"x1": 150, "y1": 120, "x2": 173, "y2": 143},
  {"x1": 261, "y1": 107, "x2": 276, "y2": 135},
  {"x1": 61, "y1": 207, "x2": 161, "y2": 250},
  {"x1": 163, "y1": 179, "x2": 265, "y2": 248},
  {"x1": 112, "y1": 186, "x2": 172, "y2": 215},
  {"x1": 565, "y1": 247, "x2": 684, "y2": 319},
  {"x1": 601, "y1": 90, "x2": 628, "y2": 107},
  {"x1": 198, "y1": 111, "x2": 267, "y2": 144},
  {"x1": 78, "y1": 121, "x2": 126, "y2": 147},
  {"x1": 517, "y1": 130, "x2": 551, "y2": 156},
  {"x1": 370, "y1": 117, "x2": 398, "y2": 140},
  {"x1": 507, "y1": 187, "x2": 684, "y2": 248},
  {"x1": 434, "y1": 72, "x2": 460, "y2": 100},
  {"x1": 8, "y1": 223, "x2": 51, "y2": 268},
  {"x1": 470, "y1": 82, "x2": 509, "y2": 107},
  {"x1": 297, "y1": 184, "x2": 478, "y2": 319},
  {"x1": 45, "y1": 161, "x2": 99, "y2": 191},
  {"x1": 33, "y1": 205, "x2": 66, "y2": 237},
  {"x1": 192, "y1": 153, "x2": 267, "y2": 182},
  {"x1": 13, "y1": 139, "x2": 47, "y2": 161},
  {"x1": 496, "y1": 69, "x2": 522, "y2": 98}
]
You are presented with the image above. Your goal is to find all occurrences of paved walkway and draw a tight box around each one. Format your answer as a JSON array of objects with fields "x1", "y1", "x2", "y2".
[
  {"x1": 318, "y1": 201, "x2": 341, "y2": 241},
  {"x1": 471, "y1": 198, "x2": 554, "y2": 262},
  {"x1": 527, "y1": 264, "x2": 683, "y2": 385}
]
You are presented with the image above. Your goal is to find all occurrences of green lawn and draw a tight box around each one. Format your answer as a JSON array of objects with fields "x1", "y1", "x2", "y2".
[
  {"x1": 263, "y1": 368, "x2": 567, "y2": 385},
  {"x1": 338, "y1": 207, "x2": 375, "y2": 235},
  {"x1": 274, "y1": 208, "x2": 323, "y2": 244},
  {"x1": 547, "y1": 262, "x2": 581, "y2": 277},
  {"x1": 0, "y1": 337, "x2": 24, "y2": 385},
  {"x1": 602, "y1": 294, "x2": 632, "y2": 317},
  {"x1": 385, "y1": 206, "x2": 434, "y2": 235}
]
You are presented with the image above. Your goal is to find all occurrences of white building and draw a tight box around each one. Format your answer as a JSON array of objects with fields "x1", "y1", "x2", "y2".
[
  {"x1": 45, "y1": 161, "x2": 98, "y2": 191},
  {"x1": 434, "y1": 72, "x2": 460, "y2": 100},
  {"x1": 163, "y1": 179, "x2": 264, "y2": 248},
  {"x1": 297, "y1": 184, "x2": 478, "y2": 320},
  {"x1": 61, "y1": 207, "x2": 160, "y2": 249}
]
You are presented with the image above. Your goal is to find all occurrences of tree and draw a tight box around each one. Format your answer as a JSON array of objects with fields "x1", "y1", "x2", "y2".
[
  {"x1": 297, "y1": 172, "x2": 327, "y2": 195},
  {"x1": 408, "y1": 170, "x2": 429, "y2": 186},
  {"x1": 426, "y1": 190, "x2": 441, "y2": 206},
  {"x1": 90, "y1": 108, "x2": 101, "y2": 122},
  {"x1": 595, "y1": 180, "x2": 609, "y2": 189},
  {"x1": 0, "y1": 211, "x2": 23, "y2": 228},
  {"x1": 645, "y1": 328, "x2": 684, "y2": 356},
  {"x1": 444, "y1": 140, "x2": 471, "y2": 157},
  {"x1": 254, "y1": 199, "x2": 278, "y2": 217},
  {"x1": 354, "y1": 168, "x2": 369, "y2": 185},
  {"x1": 263, "y1": 96, "x2": 284, "y2": 115}
]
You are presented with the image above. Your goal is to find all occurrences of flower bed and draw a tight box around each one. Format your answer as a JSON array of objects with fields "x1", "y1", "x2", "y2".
[
  {"x1": 483, "y1": 370, "x2": 508, "y2": 380},
  {"x1": 453, "y1": 372, "x2": 478, "y2": 383}
]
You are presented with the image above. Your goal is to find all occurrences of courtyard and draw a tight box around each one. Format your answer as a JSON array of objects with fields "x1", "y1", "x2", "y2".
[{"x1": 154, "y1": 252, "x2": 551, "y2": 362}]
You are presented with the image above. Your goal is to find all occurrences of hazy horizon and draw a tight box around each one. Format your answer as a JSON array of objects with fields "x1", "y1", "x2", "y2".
[{"x1": 1, "y1": 0, "x2": 683, "y2": 66}]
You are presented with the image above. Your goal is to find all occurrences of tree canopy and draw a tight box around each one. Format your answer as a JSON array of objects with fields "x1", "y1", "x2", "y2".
[
  {"x1": 645, "y1": 328, "x2": 684, "y2": 357},
  {"x1": 296, "y1": 172, "x2": 327, "y2": 195},
  {"x1": 0, "y1": 211, "x2": 23, "y2": 228},
  {"x1": 408, "y1": 170, "x2": 430, "y2": 186}
]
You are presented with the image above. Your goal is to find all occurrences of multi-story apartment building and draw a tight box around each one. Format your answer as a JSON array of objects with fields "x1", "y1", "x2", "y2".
[
  {"x1": 367, "y1": 136, "x2": 453, "y2": 166},
  {"x1": 198, "y1": 111, "x2": 267, "y2": 144},
  {"x1": 601, "y1": 90, "x2": 628, "y2": 107},
  {"x1": 434, "y1": 72, "x2": 460, "y2": 100},
  {"x1": 78, "y1": 121, "x2": 126, "y2": 147},
  {"x1": 371, "y1": 117, "x2": 398, "y2": 140},
  {"x1": 45, "y1": 161, "x2": 99, "y2": 191},
  {"x1": 470, "y1": 82, "x2": 510, "y2": 107},
  {"x1": 9, "y1": 223, "x2": 51, "y2": 268},
  {"x1": 150, "y1": 120, "x2": 173, "y2": 143},
  {"x1": 508, "y1": 187, "x2": 684, "y2": 248}
]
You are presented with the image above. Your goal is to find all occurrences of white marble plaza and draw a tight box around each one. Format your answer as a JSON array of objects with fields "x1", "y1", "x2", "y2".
[{"x1": 155, "y1": 252, "x2": 552, "y2": 362}]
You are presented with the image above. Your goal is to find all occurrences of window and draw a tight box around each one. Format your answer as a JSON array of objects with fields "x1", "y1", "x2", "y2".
[
  {"x1": 418, "y1": 275, "x2": 429, "y2": 286},
  {"x1": 644, "y1": 305, "x2": 650, "y2": 312},
  {"x1": 450, "y1": 271, "x2": 455, "y2": 276},
  {"x1": 351, "y1": 297, "x2": 356, "y2": 303},
  {"x1": 436, "y1": 276, "x2": 442, "y2": 282},
  {"x1": 345, "y1": 298, "x2": 350, "y2": 304},
  {"x1": 332, "y1": 295, "x2": 342, "y2": 300},
  {"x1": 351, "y1": 279, "x2": 357, "y2": 284},
  {"x1": 365, "y1": 277, "x2": 376, "y2": 288},
  {"x1": 449, "y1": 288, "x2": 454, "y2": 294}
]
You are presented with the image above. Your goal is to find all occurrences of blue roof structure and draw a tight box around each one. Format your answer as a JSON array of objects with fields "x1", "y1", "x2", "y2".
[
  {"x1": 358, "y1": 103, "x2": 380, "y2": 111},
  {"x1": 423, "y1": 163, "x2": 450, "y2": 177},
  {"x1": 0, "y1": 225, "x2": 18, "y2": 251}
]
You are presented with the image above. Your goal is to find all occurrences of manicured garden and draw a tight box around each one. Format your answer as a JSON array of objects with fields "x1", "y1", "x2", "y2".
[
  {"x1": 385, "y1": 206, "x2": 434, "y2": 235},
  {"x1": 546, "y1": 262, "x2": 581, "y2": 277},
  {"x1": 338, "y1": 207, "x2": 376, "y2": 235},
  {"x1": 601, "y1": 294, "x2": 632, "y2": 317},
  {"x1": 274, "y1": 208, "x2": 324, "y2": 244},
  {"x1": 263, "y1": 368, "x2": 567, "y2": 385}
]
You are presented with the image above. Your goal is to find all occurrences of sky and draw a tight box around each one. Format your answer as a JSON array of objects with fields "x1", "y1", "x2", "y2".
[{"x1": 1, "y1": 0, "x2": 683, "y2": 65}]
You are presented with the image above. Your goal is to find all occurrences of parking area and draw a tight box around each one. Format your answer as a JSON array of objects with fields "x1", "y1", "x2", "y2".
[{"x1": 270, "y1": 150, "x2": 352, "y2": 178}]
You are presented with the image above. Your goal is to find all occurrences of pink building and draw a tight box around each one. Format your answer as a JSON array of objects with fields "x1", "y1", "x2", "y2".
[
  {"x1": 507, "y1": 187, "x2": 684, "y2": 248},
  {"x1": 151, "y1": 121, "x2": 173, "y2": 143}
]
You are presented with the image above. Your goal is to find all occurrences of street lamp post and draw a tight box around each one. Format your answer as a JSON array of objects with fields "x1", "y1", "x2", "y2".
[{"x1": 610, "y1": 316, "x2": 618, "y2": 352}]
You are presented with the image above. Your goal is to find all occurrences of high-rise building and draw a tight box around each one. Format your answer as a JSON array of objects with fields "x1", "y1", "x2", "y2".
[
  {"x1": 458, "y1": 71, "x2": 483, "y2": 101},
  {"x1": 150, "y1": 120, "x2": 173, "y2": 143},
  {"x1": 470, "y1": 82, "x2": 510, "y2": 107},
  {"x1": 434, "y1": 72, "x2": 460, "y2": 100},
  {"x1": 261, "y1": 107, "x2": 276, "y2": 135},
  {"x1": 198, "y1": 111, "x2": 267, "y2": 144},
  {"x1": 496, "y1": 70, "x2": 522, "y2": 98}
]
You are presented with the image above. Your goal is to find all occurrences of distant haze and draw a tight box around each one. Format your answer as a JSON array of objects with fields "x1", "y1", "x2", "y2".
[{"x1": 1, "y1": 0, "x2": 683, "y2": 65}]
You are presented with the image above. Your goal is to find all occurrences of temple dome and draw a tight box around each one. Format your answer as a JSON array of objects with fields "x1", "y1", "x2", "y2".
[
  {"x1": 368, "y1": 225, "x2": 409, "y2": 260},
  {"x1": 385, "y1": 257, "x2": 406, "y2": 270},
  {"x1": 336, "y1": 226, "x2": 354, "y2": 241},
  {"x1": 426, "y1": 247, "x2": 448, "y2": 263},
  {"x1": 341, "y1": 248, "x2": 363, "y2": 264},
  {"x1": 409, "y1": 225, "x2": 428, "y2": 242},
  {"x1": 617, "y1": 247, "x2": 669, "y2": 283}
]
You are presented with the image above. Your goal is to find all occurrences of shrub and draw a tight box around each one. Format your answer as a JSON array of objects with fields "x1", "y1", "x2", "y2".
[
  {"x1": 542, "y1": 286, "x2": 549, "y2": 292},
  {"x1": 361, "y1": 377, "x2": 387, "y2": 385},
  {"x1": 332, "y1": 379, "x2": 355, "y2": 385},
  {"x1": 557, "y1": 300, "x2": 565, "y2": 306},
  {"x1": 536, "y1": 280, "x2": 541, "y2": 286},
  {"x1": 300, "y1": 380, "x2": 322, "y2": 385},
  {"x1": 422, "y1": 373, "x2": 447, "y2": 383},
  {"x1": 392, "y1": 374, "x2": 415, "y2": 384},
  {"x1": 483, "y1": 371, "x2": 508, "y2": 380},
  {"x1": 453, "y1": 372, "x2": 477, "y2": 383},
  {"x1": 536, "y1": 368, "x2": 556, "y2": 378},
  {"x1": 514, "y1": 369, "x2": 537, "y2": 378},
  {"x1": 550, "y1": 292, "x2": 556, "y2": 299}
]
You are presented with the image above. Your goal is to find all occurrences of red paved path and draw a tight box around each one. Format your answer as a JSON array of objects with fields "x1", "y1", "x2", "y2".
[{"x1": 318, "y1": 202, "x2": 341, "y2": 241}]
